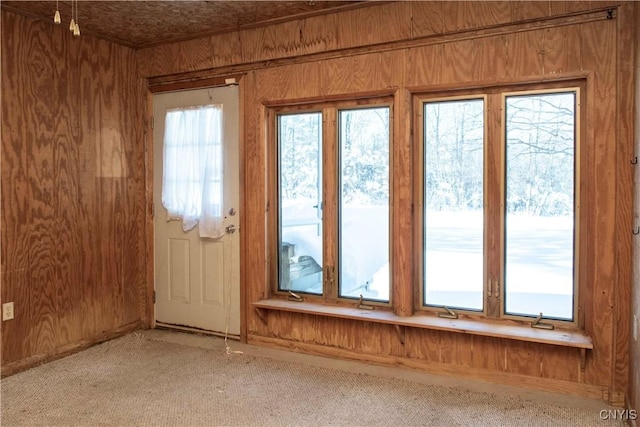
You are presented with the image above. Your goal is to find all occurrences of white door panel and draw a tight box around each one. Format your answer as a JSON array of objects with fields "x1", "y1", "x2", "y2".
[{"x1": 153, "y1": 86, "x2": 240, "y2": 335}]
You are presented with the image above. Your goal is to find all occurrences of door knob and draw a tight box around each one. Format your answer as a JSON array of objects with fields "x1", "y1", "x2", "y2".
[{"x1": 225, "y1": 224, "x2": 237, "y2": 234}]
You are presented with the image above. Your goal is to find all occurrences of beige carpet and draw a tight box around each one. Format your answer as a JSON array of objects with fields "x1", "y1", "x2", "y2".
[{"x1": 1, "y1": 330, "x2": 623, "y2": 426}]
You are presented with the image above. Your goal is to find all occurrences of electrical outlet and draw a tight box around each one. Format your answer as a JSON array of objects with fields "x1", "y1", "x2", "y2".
[
  {"x1": 2, "y1": 302, "x2": 14, "y2": 321},
  {"x1": 634, "y1": 315, "x2": 638, "y2": 342}
]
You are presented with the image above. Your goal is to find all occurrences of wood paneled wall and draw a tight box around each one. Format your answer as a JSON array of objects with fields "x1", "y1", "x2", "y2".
[
  {"x1": 140, "y1": 1, "x2": 636, "y2": 404},
  {"x1": 631, "y1": 1, "x2": 640, "y2": 417},
  {"x1": 1, "y1": 10, "x2": 147, "y2": 374}
]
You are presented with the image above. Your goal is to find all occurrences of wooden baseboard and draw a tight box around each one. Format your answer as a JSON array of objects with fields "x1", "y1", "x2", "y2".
[
  {"x1": 1, "y1": 321, "x2": 144, "y2": 378},
  {"x1": 248, "y1": 333, "x2": 608, "y2": 402}
]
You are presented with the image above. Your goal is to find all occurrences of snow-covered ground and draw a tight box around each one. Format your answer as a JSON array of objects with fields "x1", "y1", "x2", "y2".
[{"x1": 281, "y1": 204, "x2": 574, "y2": 319}]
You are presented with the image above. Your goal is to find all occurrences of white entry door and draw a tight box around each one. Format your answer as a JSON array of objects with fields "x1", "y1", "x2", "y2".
[{"x1": 153, "y1": 86, "x2": 240, "y2": 336}]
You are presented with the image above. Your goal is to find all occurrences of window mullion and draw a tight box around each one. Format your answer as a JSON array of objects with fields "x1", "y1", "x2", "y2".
[
  {"x1": 486, "y1": 93, "x2": 503, "y2": 319},
  {"x1": 323, "y1": 107, "x2": 338, "y2": 301}
]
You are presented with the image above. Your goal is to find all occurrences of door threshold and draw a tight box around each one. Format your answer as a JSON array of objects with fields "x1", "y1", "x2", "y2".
[{"x1": 154, "y1": 322, "x2": 240, "y2": 340}]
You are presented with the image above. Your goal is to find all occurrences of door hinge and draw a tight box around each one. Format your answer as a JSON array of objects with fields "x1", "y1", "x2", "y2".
[
  {"x1": 151, "y1": 116, "x2": 155, "y2": 129},
  {"x1": 152, "y1": 290, "x2": 156, "y2": 304},
  {"x1": 151, "y1": 204, "x2": 155, "y2": 218}
]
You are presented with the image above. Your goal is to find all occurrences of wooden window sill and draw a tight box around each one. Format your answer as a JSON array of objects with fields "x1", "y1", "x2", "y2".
[{"x1": 253, "y1": 299, "x2": 593, "y2": 350}]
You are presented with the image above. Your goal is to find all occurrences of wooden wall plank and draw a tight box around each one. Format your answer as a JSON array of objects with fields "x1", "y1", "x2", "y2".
[
  {"x1": 170, "y1": 36, "x2": 217, "y2": 74},
  {"x1": 335, "y1": 3, "x2": 410, "y2": 49},
  {"x1": 76, "y1": 36, "x2": 102, "y2": 339},
  {"x1": 404, "y1": 328, "x2": 441, "y2": 363},
  {"x1": 580, "y1": 19, "x2": 618, "y2": 388},
  {"x1": 255, "y1": 62, "x2": 322, "y2": 101},
  {"x1": 243, "y1": 70, "x2": 269, "y2": 338},
  {"x1": 119, "y1": 53, "x2": 147, "y2": 326},
  {"x1": 540, "y1": 346, "x2": 580, "y2": 383},
  {"x1": 442, "y1": 1, "x2": 513, "y2": 33},
  {"x1": 613, "y1": 1, "x2": 635, "y2": 397},
  {"x1": 543, "y1": 25, "x2": 583, "y2": 76},
  {"x1": 392, "y1": 84, "x2": 412, "y2": 317},
  {"x1": 631, "y1": 0, "x2": 640, "y2": 414},
  {"x1": 440, "y1": 39, "x2": 476, "y2": 84},
  {"x1": 51, "y1": 22, "x2": 83, "y2": 348},
  {"x1": 440, "y1": 332, "x2": 474, "y2": 368},
  {"x1": 24, "y1": 18, "x2": 60, "y2": 357},
  {"x1": 504, "y1": 29, "x2": 544, "y2": 79},
  {"x1": 1, "y1": 10, "x2": 145, "y2": 372},
  {"x1": 550, "y1": 1, "x2": 620, "y2": 15},
  {"x1": 242, "y1": 20, "x2": 302, "y2": 63},
  {"x1": 505, "y1": 341, "x2": 541, "y2": 377},
  {"x1": 1, "y1": 12, "x2": 34, "y2": 364},
  {"x1": 321, "y1": 51, "x2": 402, "y2": 96},
  {"x1": 410, "y1": 1, "x2": 444, "y2": 38},
  {"x1": 211, "y1": 32, "x2": 243, "y2": 68},
  {"x1": 470, "y1": 336, "x2": 505, "y2": 372},
  {"x1": 472, "y1": 36, "x2": 506, "y2": 83},
  {"x1": 510, "y1": 1, "x2": 550, "y2": 22},
  {"x1": 298, "y1": 12, "x2": 339, "y2": 56},
  {"x1": 406, "y1": 44, "x2": 443, "y2": 87}
]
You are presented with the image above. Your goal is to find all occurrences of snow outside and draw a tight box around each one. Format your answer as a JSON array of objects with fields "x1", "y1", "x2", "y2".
[{"x1": 278, "y1": 91, "x2": 576, "y2": 320}]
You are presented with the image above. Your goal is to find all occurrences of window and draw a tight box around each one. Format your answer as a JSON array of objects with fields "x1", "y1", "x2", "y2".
[
  {"x1": 504, "y1": 92, "x2": 576, "y2": 320},
  {"x1": 274, "y1": 100, "x2": 391, "y2": 303},
  {"x1": 419, "y1": 86, "x2": 580, "y2": 323},
  {"x1": 162, "y1": 105, "x2": 224, "y2": 238},
  {"x1": 423, "y1": 98, "x2": 485, "y2": 311}
]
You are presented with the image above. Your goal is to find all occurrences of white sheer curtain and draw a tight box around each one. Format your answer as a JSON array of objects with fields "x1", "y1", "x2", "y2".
[{"x1": 162, "y1": 105, "x2": 225, "y2": 238}]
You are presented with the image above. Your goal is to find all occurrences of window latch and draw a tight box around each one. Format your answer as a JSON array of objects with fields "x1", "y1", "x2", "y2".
[
  {"x1": 288, "y1": 291, "x2": 304, "y2": 302},
  {"x1": 357, "y1": 294, "x2": 374, "y2": 310},
  {"x1": 438, "y1": 306, "x2": 458, "y2": 319},
  {"x1": 531, "y1": 312, "x2": 554, "y2": 330}
]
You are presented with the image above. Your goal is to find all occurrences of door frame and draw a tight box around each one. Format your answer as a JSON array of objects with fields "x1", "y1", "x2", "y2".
[{"x1": 144, "y1": 74, "x2": 247, "y2": 342}]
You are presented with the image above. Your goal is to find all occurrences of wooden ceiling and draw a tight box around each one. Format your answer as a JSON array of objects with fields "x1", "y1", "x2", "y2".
[{"x1": 1, "y1": 1, "x2": 367, "y2": 49}]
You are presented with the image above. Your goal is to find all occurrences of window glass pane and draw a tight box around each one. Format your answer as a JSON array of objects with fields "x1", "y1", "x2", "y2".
[
  {"x1": 278, "y1": 113, "x2": 323, "y2": 294},
  {"x1": 339, "y1": 107, "x2": 390, "y2": 302},
  {"x1": 504, "y1": 92, "x2": 575, "y2": 320},
  {"x1": 424, "y1": 99, "x2": 484, "y2": 311}
]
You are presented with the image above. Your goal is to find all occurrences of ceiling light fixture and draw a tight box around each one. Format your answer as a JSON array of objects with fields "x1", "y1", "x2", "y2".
[
  {"x1": 73, "y1": 0, "x2": 80, "y2": 36},
  {"x1": 53, "y1": 0, "x2": 80, "y2": 37},
  {"x1": 53, "y1": 0, "x2": 61, "y2": 24}
]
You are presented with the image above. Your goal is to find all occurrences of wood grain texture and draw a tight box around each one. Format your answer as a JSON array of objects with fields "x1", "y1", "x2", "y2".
[
  {"x1": 442, "y1": 1, "x2": 513, "y2": 33},
  {"x1": 504, "y1": 29, "x2": 544, "y2": 79},
  {"x1": 613, "y1": 1, "x2": 636, "y2": 398},
  {"x1": 549, "y1": 1, "x2": 620, "y2": 16},
  {"x1": 243, "y1": 70, "x2": 269, "y2": 338},
  {"x1": 510, "y1": 1, "x2": 549, "y2": 22},
  {"x1": 440, "y1": 39, "x2": 477, "y2": 84},
  {"x1": 0, "y1": 1, "x2": 359, "y2": 49},
  {"x1": 392, "y1": 86, "x2": 412, "y2": 317},
  {"x1": 255, "y1": 62, "x2": 322, "y2": 101},
  {"x1": 1, "y1": 13, "x2": 35, "y2": 364},
  {"x1": 335, "y1": 2, "x2": 410, "y2": 49},
  {"x1": 631, "y1": 0, "x2": 640, "y2": 415},
  {"x1": 25, "y1": 17, "x2": 60, "y2": 357},
  {"x1": 580, "y1": 19, "x2": 618, "y2": 389},
  {"x1": 406, "y1": 44, "x2": 443, "y2": 87},
  {"x1": 249, "y1": 334, "x2": 608, "y2": 401},
  {"x1": 410, "y1": 1, "x2": 444, "y2": 38},
  {"x1": 1, "y1": 10, "x2": 146, "y2": 371},
  {"x1": 4, "y1": 0, "x2": 636, "y2": 406},
  {"x1": 234, "y1": 3, "x2": 631, "y2": 402},
  {"x1": 51, "y1": 21, "x2": 83, "y2": 348}
]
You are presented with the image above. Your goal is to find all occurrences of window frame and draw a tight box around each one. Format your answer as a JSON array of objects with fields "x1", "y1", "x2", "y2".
[
  {"x1": 413, "y1": 81, "x2": 585, "y2": 328},
  {"x1": 415, "y1": 94, "x2": 489, "y2": 317},
  {"x1": 267, "y1": 96, "x2": 395, "y2": 307}
]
